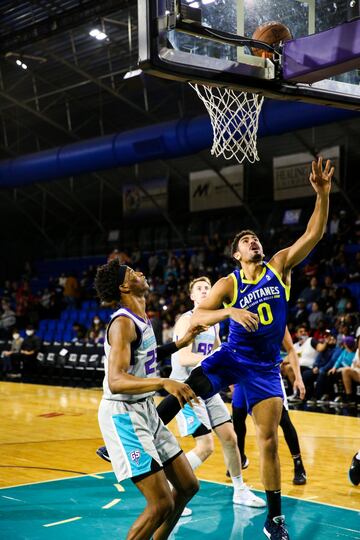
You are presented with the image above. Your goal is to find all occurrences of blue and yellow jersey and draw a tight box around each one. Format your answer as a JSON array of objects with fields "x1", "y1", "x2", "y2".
[{"x1": 225, "y1": 262, "x2": 290, "y2": 368}]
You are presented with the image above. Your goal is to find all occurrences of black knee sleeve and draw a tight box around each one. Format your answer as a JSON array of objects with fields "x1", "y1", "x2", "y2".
[
  {"x1": 232, "y1": 405, "x2": 248, "y2": 458},
  {"x1": 185, "y1": 366, "x2": 213, "y2": 397},
  {"x1": 280, "y1": 407, "x2": 300, "y2": 456},
  {"x1": 156, "y1": 367, "x2": 213, "y2": 426}
]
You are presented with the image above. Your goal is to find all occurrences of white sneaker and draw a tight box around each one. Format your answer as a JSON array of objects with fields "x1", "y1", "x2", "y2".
[
  {"x1": 233, "y1": 485, "x2": 266, "y2": 507},
  {"x1": 181, "y1": 506, "x2": 192, "y2": 517}
]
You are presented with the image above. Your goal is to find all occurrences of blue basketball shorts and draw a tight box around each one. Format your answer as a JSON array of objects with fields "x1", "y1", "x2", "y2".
[{"x1": 201, "y1": 343, "x2": 285, "y2": 413}]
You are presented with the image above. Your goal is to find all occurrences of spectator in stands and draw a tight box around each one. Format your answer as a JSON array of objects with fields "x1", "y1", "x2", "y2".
[
  {"x1": 336, "y1": 288, "x2": 353, "y2": 315},
  {"x1": 162, "y1": 321, "x2": 173, "y2": 344},
  {"x1": 348, "y1": 252, "x2": 360, "y2": 282},
  {"x1": 17, "y1": 325, "x2": 42, "y2": 379},
  {"x1": 329, "y1": 211, "x2": 340, "y2": 236},
  {"x1": 72, "y1": 322, "x2": 87, "y2": 342},
  {"x1": 63, "y1": 273, "x2": 80, "y2": 307},
  {"x1": 310, "y1": 332, "x2": 343, "y2": 404},
  {"x1": 15, "y1": 281, "x2": 33, "y2": 328},
  {"x1": 282, "y1": 325, "x2": 326, "y2": 401},
  {"x1": 86, "y1": 315, "x2": 105, "y2": 344},
  {"x1": 289, "y1": 298, "x2": 308, "y2": 327},
  {"x1": 340, "y1": 337, "x2": 360, "y2": 404},
  {"x1": 305, "y1": 330, "x2": 339, "y2": 404},
  {"x1": 308, "y1": 301, "x2": 325, "y2": 331},
  {"x1": 327, "y1": 336, "x2": 357, "y2": 404},
  {"x1": 0, "y1": 299, "x2": 16, "y2": 339},
  {"x1": 107, "y1": 248, "x2": 131, "y2": 265},
  {"x1": 300, "y1": 276, "x2": 321, "y2": 305},
  {"x1": 336, "y1": 321, "x2": 351, "y2": 346},
  {"x1": 1, "y1": 328, "x2": 23, "y2": 376},
  {"x1": 313, "y1": 319, "x2": 328, "y2": 341}
]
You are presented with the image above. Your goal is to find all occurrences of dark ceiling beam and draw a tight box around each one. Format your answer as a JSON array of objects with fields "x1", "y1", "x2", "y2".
[
  {"x1": 0, "y1": 88, "x2": 73, "y2": 137},
  {"x1": 0, "y1": 0, "x2": 132, "y2": 52},
  {"x1": 47, "y1": 52, "x2": 156, "y2": 121}
]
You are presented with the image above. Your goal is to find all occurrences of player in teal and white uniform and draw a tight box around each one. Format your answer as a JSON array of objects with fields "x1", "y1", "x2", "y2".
[
  {"x1": 96, "y1": 260, "x2": 202, "y2": 540},
  {"x1": 170, "y1": 276, "x2": 265, "y2": 508}
]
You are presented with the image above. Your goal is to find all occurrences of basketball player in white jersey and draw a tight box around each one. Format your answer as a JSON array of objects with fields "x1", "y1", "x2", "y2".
[
  {"x1": 171, "y1": 276, "x2": 265, "y2": 508},
  {"x1": 95, "y1": 260, "x2": 202, "y2": 540}
]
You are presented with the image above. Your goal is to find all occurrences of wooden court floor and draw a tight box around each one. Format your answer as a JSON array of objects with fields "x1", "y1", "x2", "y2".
[{"x1": 0, "y1": 381, "x2": 359, "y2": 513}]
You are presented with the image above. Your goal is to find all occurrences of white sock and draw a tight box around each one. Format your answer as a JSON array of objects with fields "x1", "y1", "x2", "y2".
[
  {"x1": 231, "y1": 474, "x2": 244, "y2": 490},
  {"x1": 356, "y1": 451, "x2": 360, "y2": 460},
  {"x1": 186, "y1": 450, "x2": 203, "y2": 470}
]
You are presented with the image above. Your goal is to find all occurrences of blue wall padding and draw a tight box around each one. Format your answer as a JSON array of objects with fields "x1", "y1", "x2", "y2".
[{"x1": 0, "y1": 100, "x2": 357, "y2": 187}]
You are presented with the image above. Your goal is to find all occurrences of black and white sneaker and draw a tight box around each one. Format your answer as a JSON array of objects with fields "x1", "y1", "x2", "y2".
[
  {"x1": 293, "y1": 457, "x2": 307, "y2": 485},
  {"x1": 349, "y1": 453, "x2": 360, "y2": 486},
  {"x1": 96, "y1": 446, "x2": 111, "y2": 463},
  {"x1": 263, "y1": 515, "x2": 290, "y2": 539}
]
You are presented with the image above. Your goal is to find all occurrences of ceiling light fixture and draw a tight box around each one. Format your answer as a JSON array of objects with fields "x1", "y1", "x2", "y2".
[{"x1": 89, "y1": 28, "x2": 108, "y2": 41}]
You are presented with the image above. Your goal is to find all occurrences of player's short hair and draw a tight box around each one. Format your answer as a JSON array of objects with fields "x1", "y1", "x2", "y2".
[
  {"x1": 94, "y1": 258, "x2": 123, "y2": 303},
  {"x1": 189, "y1": 276, "x2": 211, "y2": 293},
  {"x1": 231, "y1": 230, "x2": 259, "y2": 258},
  {"x1": 296, "y1": 323, "x2": 308, "y2": 332}
]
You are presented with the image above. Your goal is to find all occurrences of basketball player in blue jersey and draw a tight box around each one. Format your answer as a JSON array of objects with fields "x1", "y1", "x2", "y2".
[
  {"x1": 157, "y1": 156, "x2": 334, "y2": 540},
  {"x1": 231, "y1": 327, "x2": 307, "y2": 487},
  {"x1": 171, "y1": 276, "x2": 265, "y2": 508},
  {"x1": 95, "y1": 259, "x2": 205, "y2": 540}
]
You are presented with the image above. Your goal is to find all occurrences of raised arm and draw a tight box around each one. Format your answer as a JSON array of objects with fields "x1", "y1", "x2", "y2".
[
  {"x1": 108, "y1": 316, "x2": 197, "y2": 407},
  {"x1": 191, "y1": 275, "x2": 259, "y2": 332},
  {"x1": 270, "y1": 157, "x2": 334, "y2": 276}
]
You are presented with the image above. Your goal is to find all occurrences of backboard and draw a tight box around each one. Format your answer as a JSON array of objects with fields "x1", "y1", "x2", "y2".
[{"x1": 138, "y1": 0, "x2": 360, "y2": 110}]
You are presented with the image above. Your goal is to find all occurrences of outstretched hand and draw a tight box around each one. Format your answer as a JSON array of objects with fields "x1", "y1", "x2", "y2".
[
  {"x1": 177, "y1": 324, "x2": 209, "y2": 348},
  {"x1": 309, "y1": 156, "x2": 334, "y2": 196}
]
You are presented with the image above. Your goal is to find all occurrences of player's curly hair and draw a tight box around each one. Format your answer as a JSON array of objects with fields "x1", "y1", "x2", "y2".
[
  {"x1": 231, "y1": 229, "x2": 259, "y2": 266},
  {"x1": 94, "y1": 258, "x2": 122, "y2": 304}
]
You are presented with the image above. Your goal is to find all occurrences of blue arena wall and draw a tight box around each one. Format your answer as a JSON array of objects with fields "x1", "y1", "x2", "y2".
[{"x1": 0, "y1": 100, "x2": 357, "y2": 187}]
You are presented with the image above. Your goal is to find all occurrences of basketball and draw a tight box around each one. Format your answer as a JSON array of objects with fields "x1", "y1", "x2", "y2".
[{"x1": 251, "y1": 21, "x2": 292, "y2": 58}]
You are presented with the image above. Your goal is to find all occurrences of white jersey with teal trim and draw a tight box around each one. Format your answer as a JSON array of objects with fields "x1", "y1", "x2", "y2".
[
  {"x1": 103, "y1": 307, "x2": 158, "y2": 402},
  {"x1": 170, "y1": 310, "x2": 218, "y2": 382}
]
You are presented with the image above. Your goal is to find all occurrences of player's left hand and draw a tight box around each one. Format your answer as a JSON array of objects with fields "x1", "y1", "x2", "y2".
[
  {"x1": 178, "y1": 324, "x2": 209, "y2": 348},
  {"x1": 293, "y1": 377, "x2": 305, "y2": 400},
  {"x1": 309, "y1": 156, "x2": 334, "y2": 196}
]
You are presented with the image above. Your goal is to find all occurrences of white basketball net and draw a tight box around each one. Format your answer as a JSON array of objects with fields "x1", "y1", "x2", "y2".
[{"x1": 190, "y1": 83, "x2": 264, "y2": 163}]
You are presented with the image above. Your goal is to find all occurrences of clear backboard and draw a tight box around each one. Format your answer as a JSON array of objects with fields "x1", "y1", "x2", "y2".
[{"x1": 138, "y1": 0, "x2": 360, "y2": 110}]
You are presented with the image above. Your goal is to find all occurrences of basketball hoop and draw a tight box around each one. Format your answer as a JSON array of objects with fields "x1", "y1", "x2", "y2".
[{"x1": 189, "y1": 83, "x2": 264, "y2": 163}]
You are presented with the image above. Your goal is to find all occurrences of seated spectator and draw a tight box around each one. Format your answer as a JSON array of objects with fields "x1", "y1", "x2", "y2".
[
  {"x1": 63, "y1": 273, "x2": 80, "y2": 307},
  {"x1": 1, "y1": 328, "x2": 23, "y2": 376},
  {"x1": 340, "y1": 337, "x2": 360, "y2": 404},
  {"x1": 13, "y1": 325, "x2": 42, "y2": 379},
  {"x1": 289, "y1": 298, "x2": 308, "y2": 327},
  {"x1": 313, "y1": 319, "x2": 327, "y2": 341},
  {"x1": 305, "y1": 330, "x2": 340, "y2": 404},
  {"x1": 282, "y1": 325, "x2": 326, "y2": 401},
  {"x1": 300, "y1": 276, "x2": 321, "y2": 305},
  {"x1": 162, "y1": 321, "x2": 173, "y2": 344},
  {"x1": 308, "y1": 301, "x2": 324, "y2": 331},
  {"x1": 72, "y1": 322, "x2": 87, "y2": 342},
  {"x1": 0, "y1": 299, "x2": 16, "y2": 339},
  {"x1": 86, "y1": 315, "x2": 105, "y2": 344},
  {"x1": 331, "y1": 337, "x2": 356, "y2": 372}
]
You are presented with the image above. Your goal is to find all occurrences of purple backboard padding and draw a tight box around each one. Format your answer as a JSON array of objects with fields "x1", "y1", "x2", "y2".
[{"x1": 283, "y1": 19, "x2": 360, "y2": 83}]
